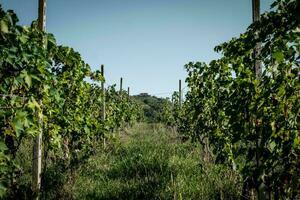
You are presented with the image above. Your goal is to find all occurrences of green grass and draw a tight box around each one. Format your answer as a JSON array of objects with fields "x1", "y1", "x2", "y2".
[
  {"x1": 12, "y1": 123, "x2": 242, "y2": 199},
  {"x1": 70, "y1": 123, "x2": 242, "y2": 200}
]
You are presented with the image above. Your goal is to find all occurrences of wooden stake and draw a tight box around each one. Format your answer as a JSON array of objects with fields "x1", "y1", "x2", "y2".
[
  {"x1": 38, "y1": 0, "x2": 46, "y2": 31},
  {"x1": 101, "y1": 65, "x2": 106, "y2": 121},
  {"x1": 252, "y1": 1, "x2": 267, "y2": 199},
  {"x1": 252, "y1": 0, "x2": 260, "y2": 22},
  {"x1": 252, "y1": 0, "x2": 262, "y2": 78},
  {"x1": 101, "y1": 65, "x2": 106, "y2": 149},
  {"x1": 120, "y1": 77, "x2": 123, "y2": 93},
  {"x1": 33, "y1": 0, "x2": 46, "y2": 198},
  {"x1": 179, "y1": 79, "x2": 182, "y2": 106},
  {"x1": 127, "y1": 87, "x2": 130, "y2": 96}
]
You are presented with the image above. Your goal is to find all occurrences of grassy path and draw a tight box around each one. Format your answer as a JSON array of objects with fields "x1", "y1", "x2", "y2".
[{"x1": 72, "y1": 123, "x2": 240, "y2": 200}]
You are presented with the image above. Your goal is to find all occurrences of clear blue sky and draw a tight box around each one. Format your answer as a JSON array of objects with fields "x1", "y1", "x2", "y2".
[{"x1": 1, "y1": 0, "x2": 273, "y2": 97}]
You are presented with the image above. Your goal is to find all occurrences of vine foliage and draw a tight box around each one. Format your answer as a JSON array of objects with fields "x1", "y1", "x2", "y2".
[
  {"x1": 177, "y1": 0, "x2": 299, "y2": 198},
  {"x1": 0, "y1": 5, "x2": 141, "y2": 198}
]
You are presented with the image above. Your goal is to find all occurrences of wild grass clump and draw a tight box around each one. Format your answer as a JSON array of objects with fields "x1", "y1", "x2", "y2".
[
  {"x1": 11, "y1": 123, "x2": 241, "y2": 199},
  {"x1": 72, "y1": 123, "x2": 242, "y2": 199}
]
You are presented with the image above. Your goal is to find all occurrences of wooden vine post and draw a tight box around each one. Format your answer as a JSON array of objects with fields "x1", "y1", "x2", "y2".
[
  {"x1": 253, "y1": 0, "x2": 262, "y2": 78},
  {"x1": 179, "y1": 79, "x2": 182, "y2": 107},
  {"x1": 32, "y1": 0, "x2": 46, "y2": 198},
  {"x1": 127, "y1": 87, "x2": 130, "y2": 96},
  {"x1": 101, "y1": 65, "x2": 106, "y2": 121},
  {"x1": 117, "y1": 77, "x2": 123, "y2": 135},
  {"x1": 120, "y1": 77, "x2": 123, "y2": 93},
  {"x1": 101, "y1": 65, "x2": 106, "y2": 148},
  {"x1": 252, "y1": 0, "x2": 268, "y2": 199}
]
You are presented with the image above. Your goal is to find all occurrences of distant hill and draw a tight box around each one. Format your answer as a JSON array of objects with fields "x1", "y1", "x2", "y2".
[{"x1": 132, "y1": 93, "x2": 169, "y2": 123}]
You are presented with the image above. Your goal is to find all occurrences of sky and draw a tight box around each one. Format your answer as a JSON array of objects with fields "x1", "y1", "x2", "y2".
[{"x1": 1, "y1": 0, "x2": 273, "y2": 97}]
